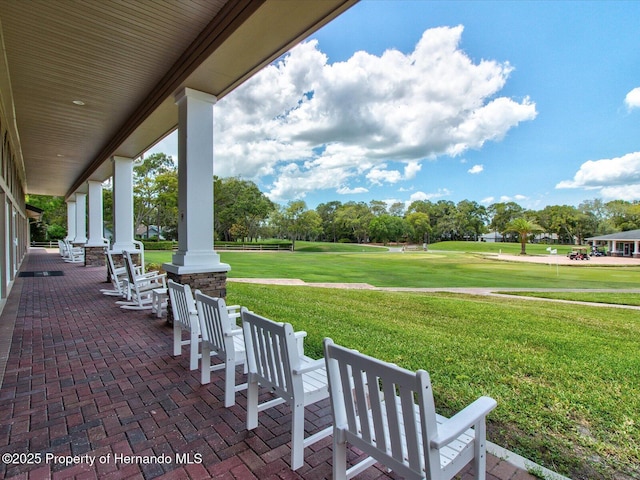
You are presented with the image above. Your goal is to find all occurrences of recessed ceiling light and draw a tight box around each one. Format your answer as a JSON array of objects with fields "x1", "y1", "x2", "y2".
[
  {"x1": 56, "y1": 154, "x2": 64, "y2": 157},
  {"x1": 72, "y1": 100, "x2": 85, "y2": 106}
]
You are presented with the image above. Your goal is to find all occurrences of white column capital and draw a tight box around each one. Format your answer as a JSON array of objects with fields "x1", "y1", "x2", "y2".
[
  {"x1": 175, "y1": 87, "x2": 217, "y2": 106},
  {"x1": 111, "y1": 155, "x2": 135, "y2": 165}
]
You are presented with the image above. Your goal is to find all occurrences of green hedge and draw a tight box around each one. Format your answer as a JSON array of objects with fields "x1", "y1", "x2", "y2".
[
  {"x1": 215, "y1": 241, "x2": 292, "y2": 247},
  {"x1": 139, "y1": 240, "x2": 176, "y2": 250}
]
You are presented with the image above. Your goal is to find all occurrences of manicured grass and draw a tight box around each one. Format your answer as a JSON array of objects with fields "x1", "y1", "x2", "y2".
[
  {"x1": 427, "y1": 240, "x2": 578, "y2": 256},
  {"x1": 294, "y1": 241, "x2": 388, "y2": 252},
  {"x1": 144, "y1": 248, "x2": 640, "y2": 289},
  {"x1": 227, "y1": 283, "x2": 640, "y2": 480},
  {"x1": 499, "y1": 292, "x2": 640, "y2": 306}
]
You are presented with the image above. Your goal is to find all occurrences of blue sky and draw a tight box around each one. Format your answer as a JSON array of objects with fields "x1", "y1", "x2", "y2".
[{"x1": 148, "y1": 0, "x2": 640, "y2": 211}]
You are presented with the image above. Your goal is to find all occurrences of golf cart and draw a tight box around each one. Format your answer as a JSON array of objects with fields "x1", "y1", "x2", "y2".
[{"x1": 567, "y1": 247, "x2": 590, "y2": 260}]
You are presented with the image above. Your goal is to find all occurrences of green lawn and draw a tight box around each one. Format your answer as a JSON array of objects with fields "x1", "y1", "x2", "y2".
[
  {"x1": 145, "y1": 243, "x2": 640, "y2": 289},
  {"x1": 500, "y1": 291, "x2": 640, "y2": 306},
  {"x1": 424, "y1": 240, "x2": 580, "y2": 256},
  {"x1": 227, "y1": 283, "x2": 640, "y2": 480}
]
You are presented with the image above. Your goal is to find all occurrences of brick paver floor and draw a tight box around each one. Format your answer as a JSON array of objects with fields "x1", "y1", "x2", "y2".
[{"x1": 0, "y1": 248, "x2": 537, "y2": 480}]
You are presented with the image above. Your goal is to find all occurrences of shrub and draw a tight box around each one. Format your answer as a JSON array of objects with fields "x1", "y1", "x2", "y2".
[{"x1": 140, "y1": 240, "x2": 175, "y2": 250}]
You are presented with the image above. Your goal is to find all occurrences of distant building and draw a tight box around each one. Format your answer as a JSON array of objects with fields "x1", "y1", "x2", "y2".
[
  {"x1": 136, "y1": 225, "x2": 164, "y2": 240},
  {"x1": 586, "y1": 229, "x2": 640, "y2": 258},
  {"x1": 532, "y1": 233, "x2": 562, "y2": 244},
  {"x1": 480, "y1": 231, "x2": 503, "y2": 243}
]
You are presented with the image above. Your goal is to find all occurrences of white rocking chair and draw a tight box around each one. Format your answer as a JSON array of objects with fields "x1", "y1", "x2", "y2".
[
  {"x1": 63, "y1": 239, "x2": 84, "y2": 263},
  {"x1": 323, "y1": 338, "x2": 497, "y2": 480},
  {"x1": 101, "y1": 249, "x2": 128, "y2": 297},
  {"x1": 117, "y1": 250, "x2": 166, "y2": 311}
]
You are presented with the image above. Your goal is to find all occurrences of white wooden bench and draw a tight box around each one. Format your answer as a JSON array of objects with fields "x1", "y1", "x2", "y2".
[
  {"x1": 242, "y1": 309, "x2": 331, "y2": 470},
  {"x1": 167, "y1": 280, "x2": 200, "y2": 370},
  {"x1": 323, "y1": 338, "x2": 497, "y2": 480},
  {"x1": 194, "y1": 291, "x2": 246, "y2": 406}
]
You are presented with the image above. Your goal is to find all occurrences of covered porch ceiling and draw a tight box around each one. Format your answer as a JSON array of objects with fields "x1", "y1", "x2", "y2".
[{"x1": 0, "y1": 0, "x2": 357, "y2": 199}]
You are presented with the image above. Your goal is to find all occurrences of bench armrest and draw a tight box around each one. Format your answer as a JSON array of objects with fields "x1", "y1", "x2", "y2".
[
  {"x1": 225, "y1": 327, "x2": 243, "y2": 337},
  {"x1": 294, "y1": 330, "x2": 307, "y2": 356},
  {"x1": 430, "y1": 396, "x2": 497, "y2": 449},
  {"x1": 293, "y1": 358, "x2": 325, "y2": 375}
]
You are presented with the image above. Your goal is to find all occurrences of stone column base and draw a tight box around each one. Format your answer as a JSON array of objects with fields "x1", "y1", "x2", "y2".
[
  {"x1": 84, "y1": 246, "x2": 106, "y2": 267},
  {"x1": 165, "y1": 270, "x2": 228, "y2": 324}
]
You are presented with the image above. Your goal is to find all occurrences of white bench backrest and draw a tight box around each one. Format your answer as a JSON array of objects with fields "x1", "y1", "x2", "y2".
[
  {"x1": 167, "y1": 279, "x2": 198, "y2": 333},
  {"x1": 324, "y1": 338, "x2": 440, "y2": 479},
  {"x1": 195, "y1": 291, "x2": 234, "y2": 351},
  {"x1": 242, "y1": 310, "x2": 301, "y2": 401}
]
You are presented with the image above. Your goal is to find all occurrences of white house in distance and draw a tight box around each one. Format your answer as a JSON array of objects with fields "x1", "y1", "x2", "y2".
[{"x1": 586, "y1": 229, "x2": 640, "y2": 258}]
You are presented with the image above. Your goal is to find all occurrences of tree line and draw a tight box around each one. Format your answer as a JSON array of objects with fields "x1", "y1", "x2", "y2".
[{"x1": 28, "y1": 153, "x2": 640, "y2": 245}]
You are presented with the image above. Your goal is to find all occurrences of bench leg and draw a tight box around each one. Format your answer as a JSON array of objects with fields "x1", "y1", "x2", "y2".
[
  {"x1": 173, "y1": 324, "x2": 182, "y2": 357},
  {"x1": 189, "y1": 330, "x2": 199, "y2": 371},
  {"x1": 246, "y1": 376, "x2": 259, "y2": 430},
  {"x1": 201, "y1": 344, "x2": 211, "y2": 385},
  {"x1": 473, "y1": 420, "x2": 487, "y2": 480},
  {"x1": 291, "y1": 403, "x2": 305, "y2": 470}
]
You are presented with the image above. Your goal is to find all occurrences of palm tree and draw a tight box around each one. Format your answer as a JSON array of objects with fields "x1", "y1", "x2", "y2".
[{"x1": 506, "y1": 217, "x2": 544, "y2": 255}]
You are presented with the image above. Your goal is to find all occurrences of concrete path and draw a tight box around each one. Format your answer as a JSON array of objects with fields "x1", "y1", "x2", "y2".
[{"x1": 229, "y1": 277, "x2": 640, "y2": 310}]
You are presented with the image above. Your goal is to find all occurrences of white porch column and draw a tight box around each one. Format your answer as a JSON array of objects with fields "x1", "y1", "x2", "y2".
[
  {"x1": 611, "y1": 240, "x2": 617, "y2": 256},
  {"x1": 164, "y1": 87, "x2": 229, "y2": 274},
  {"x1": 66, "y1": 199, "x2": 76, "y2": 242},
  {"x1": 73, "y1": 192, "x2": 87, "y2": 244},
  {"x1": 634, "y1": 240, "x2": 640, "y2": 257},
  {"x1": 111, "y1": 156, "x2": 136, "y2": 252},
  {"x1": 86, "y1": 181, "x2": 105, "y2": 247}
]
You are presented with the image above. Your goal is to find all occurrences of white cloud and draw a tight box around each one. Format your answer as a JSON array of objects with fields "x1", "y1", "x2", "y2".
[
  {"x1": 409, "y1": 189, "x2": 452, "y2": 202},
  {"x1": 556, "y1": 152, "x2": 640, "y2": 189},
  {"x1": 212, "y1": 26, "x2": 536, "y2": 201},
  {"x1": 404, "y1": 189, "x2": 452, "y2": 210},
  {"x1": 479, "y1": 194, "x2": 527, "y2": 205},
  {"x1": 468, "y1": 164, "x2": 484, "y2": 174},
  {"x1": 337, "y1": 186, "x2": 368, "y2": 195},
  {"x1": 404, "y1": 161, "x2": 421, "y2": 180},
  {"x1": 600, "y1": 184, "x2": 640, "y2": 201},
  {"x1": 625, "y1": 87, "x2": 640, "y2": 110},
  {"x1": 366, "y1": 164, "x2": 402, "y2": 185},
  {"x1": 365, "y1": 161, "x2": 421, "y2": 185},
  {"x1": 556, "y1": 151, "x2": 640, "y2": 200},
  {"x1": 499, "y1": 194, "x2": 528, "y2": 202}
]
